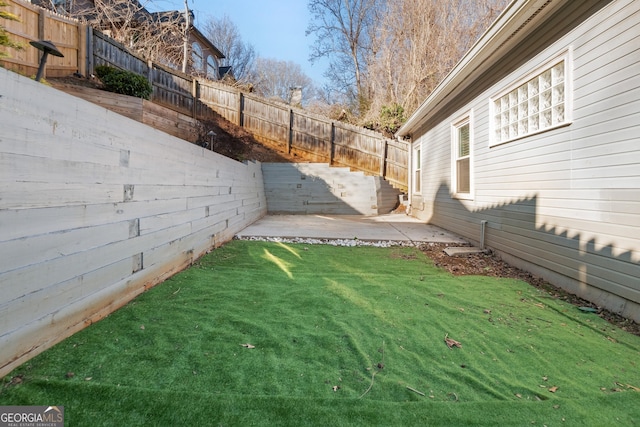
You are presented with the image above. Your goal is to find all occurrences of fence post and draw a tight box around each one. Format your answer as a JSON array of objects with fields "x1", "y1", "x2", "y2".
[
  {"x1": 192, "y1": 78, "x2": 198, "y2": 119},
  {"x1": 38, "y1": 8, "x2": 45, "y2": 40},
  {"x1": 288, "y1": 109, "x2": 293, "y2": 154},
  {"x1": 329, "y1": 122, "x2": 336, "y2": 166},
  {"x1": 37, "y1": 8, "x2": 46, "y2": 77},
  {"x1": 237, "y1": 92, "x2": 243, "y2": 127},
  {"x1": 78, "y1": 24, "x2": 87, "y2": 77},
  {"x1": 86, "y1": 27, "x2": 94, "y2": 76},
  {"x1": 380, "y1": 138, "x2": 388, "y2": 178}
]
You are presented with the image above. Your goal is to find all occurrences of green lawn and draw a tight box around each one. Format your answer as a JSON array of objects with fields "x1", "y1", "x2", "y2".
[{"x1": 2, "y1": 241, "x2": 639, "y2": 426}]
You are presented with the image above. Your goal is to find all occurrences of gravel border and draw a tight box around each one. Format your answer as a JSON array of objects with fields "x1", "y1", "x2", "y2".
[{"x1": 234, "y1": 235, "x2": 417, "y2": 247}]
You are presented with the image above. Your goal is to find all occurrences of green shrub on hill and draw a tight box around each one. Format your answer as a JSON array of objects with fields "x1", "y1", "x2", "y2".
[{"x1": 95, "y1": 65, "x2": 152, "y2": 99}]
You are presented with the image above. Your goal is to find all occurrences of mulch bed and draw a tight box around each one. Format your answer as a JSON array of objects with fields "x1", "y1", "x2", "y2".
[{"x1": 419, "y1": 242, "x2": 640, "y2": 337}]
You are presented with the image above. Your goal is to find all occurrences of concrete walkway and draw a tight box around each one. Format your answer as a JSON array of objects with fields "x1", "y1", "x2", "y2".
[{"x1": 236, "y1": 214, "x2": 468, "y2": 244}]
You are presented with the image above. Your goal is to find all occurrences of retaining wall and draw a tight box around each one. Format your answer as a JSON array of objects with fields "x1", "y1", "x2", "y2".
[
  {"x1": 0, "y1": 69, "x2": 267, "y2": 377},
  {"x1": 262, "y1": 163, "x2": 400, "y2": 215}
]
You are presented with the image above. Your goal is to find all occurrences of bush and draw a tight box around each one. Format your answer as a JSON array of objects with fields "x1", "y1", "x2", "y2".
[
  {"x1": 379, "y1": 103, "x2": 405, "y2": 135},
  {"x1": 94, "y1": 65, "x2": 117, "y2": 80},
  {"x1": 96, "y1": 66, "x2": 152, "y2": 99}
]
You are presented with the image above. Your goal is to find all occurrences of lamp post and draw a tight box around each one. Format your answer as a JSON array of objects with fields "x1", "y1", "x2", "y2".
[
  {"x1": 207, "y1": 131, "x2": 217, "y2": 150},
  {"x1": 29, "y1": 40, "x2": 64, "y2": 82}
]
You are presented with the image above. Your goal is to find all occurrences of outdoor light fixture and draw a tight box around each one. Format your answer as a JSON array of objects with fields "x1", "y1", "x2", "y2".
[
  {"x1": 29, "y1": 40, "x2": 64, "y2": 82},
  {"x1": 207, "y1": 131, "x2": 217, "y2": 150}
]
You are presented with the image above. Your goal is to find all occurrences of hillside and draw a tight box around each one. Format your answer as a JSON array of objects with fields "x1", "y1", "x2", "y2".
[{"x1": 48, "y1": 75, "x2": 302, "y2": 164}]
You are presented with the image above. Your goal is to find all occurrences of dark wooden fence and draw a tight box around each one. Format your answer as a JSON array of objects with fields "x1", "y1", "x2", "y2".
[{"x1": 1, "y1": 0, "x2": 408, "y2": 190}]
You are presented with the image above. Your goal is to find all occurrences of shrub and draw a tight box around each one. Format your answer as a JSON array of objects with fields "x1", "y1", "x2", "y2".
[
  {"x1": 94, "y1": 65, "x2": 117, "y2": 80},
  {"x1": 96, "y1": 66, "x2": 152, "y2": 99},
  {"x1": 379, "y1": 103, "x2": 405, "y2": 135}
]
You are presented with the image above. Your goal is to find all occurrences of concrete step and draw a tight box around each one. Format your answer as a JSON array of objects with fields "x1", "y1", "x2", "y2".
[{"x1": 262, "y1": 163, "x2": 401, "y2": 215}]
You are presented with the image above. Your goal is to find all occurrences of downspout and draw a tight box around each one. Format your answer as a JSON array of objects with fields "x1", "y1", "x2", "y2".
[{"x1": 480, "y1": 220, "x2": 488, "y2": 250}]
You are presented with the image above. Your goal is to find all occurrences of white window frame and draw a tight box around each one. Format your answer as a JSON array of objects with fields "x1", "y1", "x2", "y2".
[
  {"x1": 206, "y1": 55, "x2": 218, "y2": 79},
  {"x1": 490, "y1": 48, "x2": 572, "y2": 147},
  {"x1": 451, "y1": 112, "x2": 473, "y2": 200},
  {"x1": 413, "y1": 144, "x2": 422, "y2": 194},
  {"x1": 191, "y1": 42, "x2": 204, "y2": 72}
]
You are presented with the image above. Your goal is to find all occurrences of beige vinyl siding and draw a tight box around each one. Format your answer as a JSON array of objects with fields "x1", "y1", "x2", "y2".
[{"x1": 412, "y1": 0, "x2": 640, "y2": 320}]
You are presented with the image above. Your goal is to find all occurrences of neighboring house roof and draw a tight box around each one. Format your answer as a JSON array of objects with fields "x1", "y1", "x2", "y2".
[
  {"x1": 188, "y1": 24, "x2": 225, "y2": 60},
  {"x1": 396, "y1": 0, "x2": 578, "y2": 138},
  {"x1": 144, "y1": 10, "x2": 225, "y2": 60}
]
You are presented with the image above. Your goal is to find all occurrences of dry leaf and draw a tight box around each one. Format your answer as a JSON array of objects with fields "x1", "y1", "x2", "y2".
[
  {"x1": 615, "y1": 382, "x2": 640, "y2": 392},
  {"x1": 515, "y1": 393, "x2": 522, "y2": 398},
  {"x1": 444, "y1": 333, "x2": 462, "y2": 349},
  {"x1": 241, "y1": 343, "x2": 255, "y2": 349},
  {"x1": 549, "y1": 386, "x2": 558, "y2": 393},
  {"x1": 333, "y1": 386, "x2": 340, "y2": 392},
  {"x1": 140, "y1": 325, "x2": 145, "y2": 330}
]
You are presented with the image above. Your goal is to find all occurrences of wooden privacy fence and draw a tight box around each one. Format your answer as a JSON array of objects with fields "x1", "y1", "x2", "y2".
[
  {"x1": 0, "y1": 0, "x2": 86, "y2": 77},
  {"x1": 1, "y1": 0, "x2": 408, "y2": 190}
]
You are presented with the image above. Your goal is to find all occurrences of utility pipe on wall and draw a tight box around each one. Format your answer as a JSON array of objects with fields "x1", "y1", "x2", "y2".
[{"x1": 480, "y1": 220, "x2": 488, "y2": 250}]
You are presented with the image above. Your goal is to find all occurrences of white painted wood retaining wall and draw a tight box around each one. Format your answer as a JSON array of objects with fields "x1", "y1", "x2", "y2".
[
  {"x1": 0, "y1": 69, "x2": 267, "y2": 377},
  {"x1": 408, "y1": 0, "x2": 640, "y2": 321}
]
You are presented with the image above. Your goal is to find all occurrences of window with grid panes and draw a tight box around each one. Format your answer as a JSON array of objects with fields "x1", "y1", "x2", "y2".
[
  {"x1": 455, "y1": 121, "x2": 470, "y2": 194},
  {"x1": 493, "y1": 60, "x2": 566, "y2": 144},
  {"x1": 413, "y1": 147, "x2": 421, "y2": 193}
]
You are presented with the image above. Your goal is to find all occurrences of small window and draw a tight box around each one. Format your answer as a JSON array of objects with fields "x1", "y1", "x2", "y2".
[
  {"x1": 452, "y1": 116, "x2": 472, "y2": 198},
  {"x1": 206, "y1": 56, "x2": 217, "y2": 79},
  {"x1": 492, "y1": 51, "x2": 570, "y2": 145},
  {"x1": 191, "y1": 43, "x2": 204, "y2": 72},
  {"x1": 413, "y1": 147, "x2": 421, "y2": 194}
]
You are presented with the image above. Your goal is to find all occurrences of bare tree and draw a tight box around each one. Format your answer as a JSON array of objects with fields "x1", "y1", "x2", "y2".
[
  {"x1": 363, "y1": 0, "x2": 509, "y2": 130},
  {"x1": 248, "y1": 57, "x2": 315, "y2": 107},
  {"x1": 65, "y1": 0, "x2": 188, "y2": 69},
  {"x1": 306, "y1": 0, "x2": 384, "y2": 114},
  {"x1": 201, "y1": 15, "x2": 256, "y2": 83}
]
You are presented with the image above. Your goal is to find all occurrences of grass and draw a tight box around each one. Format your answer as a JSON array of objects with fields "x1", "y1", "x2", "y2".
[{"x1": 2, "y1": 241, "x2": 639, "y2": 426}]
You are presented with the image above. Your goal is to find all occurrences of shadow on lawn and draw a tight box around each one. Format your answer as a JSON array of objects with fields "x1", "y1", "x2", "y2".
[{"x1": 420, "y1": 183, "x2": 639, "y2": 324}]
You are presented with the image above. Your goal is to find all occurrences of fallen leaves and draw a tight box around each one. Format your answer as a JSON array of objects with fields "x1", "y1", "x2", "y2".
[
  {"x1": 240, "y1": 343, "x2": 255, "y2": 349},
  {"x1": 406, "y1": 386, "x2": 425, "y2": 396},
  {"x1": 548, "y1": 386, "x2": 558, "y2": 393},
  {"x1": 615, "y1": 382, "x2": 640, "y2": 392},
  {"x1": 444, "y1": 333, "x2": 462, "y2": 349}
]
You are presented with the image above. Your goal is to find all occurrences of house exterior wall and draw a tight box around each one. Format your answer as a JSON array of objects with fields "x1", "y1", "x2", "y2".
[
  {"x1": 409, "y1": 0, "x2": 640, "y2": 320},
  {"x1": 0, "y1": 68, "x2": 267, "y2": 377},
  {"x1": 189, "y1": 35, "x2": 221, "y2": 80}
]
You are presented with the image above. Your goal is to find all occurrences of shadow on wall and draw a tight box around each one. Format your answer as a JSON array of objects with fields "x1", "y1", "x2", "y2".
[
  {"x1": 428, "y1": 183, "x2": 639, "y2": 320},
  {"x1": 262, "y1": 164, "x2": 395, "y2": 215}
]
